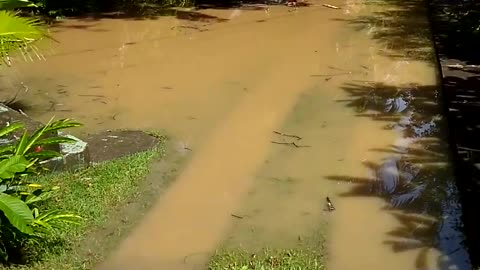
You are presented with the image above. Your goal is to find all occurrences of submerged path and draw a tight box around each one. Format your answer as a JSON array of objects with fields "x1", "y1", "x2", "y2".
[
  {"x1": 95, "y1": 2, "x2": 344, "y2": 269},
  {"x1": 1, "y1": 0, "x2": 472, "y2": 269}
]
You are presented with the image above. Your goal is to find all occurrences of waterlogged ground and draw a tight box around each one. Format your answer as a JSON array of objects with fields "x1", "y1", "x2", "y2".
[{"x1": 0, "y1": 0, "x2": 472, "y2": 269}]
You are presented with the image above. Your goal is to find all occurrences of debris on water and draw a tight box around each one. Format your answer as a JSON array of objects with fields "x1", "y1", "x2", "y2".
[
  {"x1": 78, "y1": 94, "x2": 106, "y2": 98},
  {"x1": 273, "y1": 130, "x2": 302, "y2": 140},
  {"x1": 322, "y1": 4, "x2": 340, "y2": 9},
  {"x1": 271, "y1": 141, "x2": 311, "y2": 148},
  {"x1": 231, "y1": 214, "x2": 244, "y2": 219},
  {"x1": 326, "y1": 196, "x2": 335, "y2": 211}
]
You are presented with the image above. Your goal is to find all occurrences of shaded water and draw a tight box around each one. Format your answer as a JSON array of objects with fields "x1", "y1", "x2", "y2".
[{"x1": 0, "y1": 0, "x2": 472, "y2": 269}]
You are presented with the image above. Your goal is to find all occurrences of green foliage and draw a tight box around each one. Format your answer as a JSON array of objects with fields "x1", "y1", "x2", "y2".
[
  {"x1": 0, "y1": 0, "x2": 47, "y2": 66},
  {"x1": 0, "y1": 193, "x2": 34, "y2": 235},
  {"x1": 30, "y1": 0, "x2": 194, "y2": 17},
  {"x1": 0, "y1": 119, "x2": 82, "y2": 264},
  {"x1": 0, "y1": 0, "x2": 36, "y2": 10}
]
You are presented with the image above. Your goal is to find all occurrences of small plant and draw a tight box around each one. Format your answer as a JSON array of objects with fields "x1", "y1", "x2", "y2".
[{"x1": 0, "y1": 118, "x2": 82, "y2": 263}]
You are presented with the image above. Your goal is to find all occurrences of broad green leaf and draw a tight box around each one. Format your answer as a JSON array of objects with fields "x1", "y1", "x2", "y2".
[
  {"x1": 0, "y1": 193, "x2": 33, "y2": 234},
  {"x1": 0, "y1": 122, "x2": 23, "y2": 138},
  {"x1": 0, "y1": 155, "x2": 28, "y2": 179}
]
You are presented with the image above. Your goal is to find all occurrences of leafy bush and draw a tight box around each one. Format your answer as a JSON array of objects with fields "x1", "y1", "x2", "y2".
[{"x1": 0, "y1": 118, "x2": 82, "y2": 264}]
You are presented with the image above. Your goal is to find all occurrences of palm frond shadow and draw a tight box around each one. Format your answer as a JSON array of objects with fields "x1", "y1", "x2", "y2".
[
  {"x1": 332, "y1": 0, "x2": 434, "y2": 61},
  {"x1": 326, "y1": 79, "x2": 471, "y2": 269}
]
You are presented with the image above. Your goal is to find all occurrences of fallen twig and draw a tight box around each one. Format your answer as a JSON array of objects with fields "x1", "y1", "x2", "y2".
[
  {"x1": 271, "y1": 141, "x2": 311, "y2": 148},
  {"x1": 17, "y1": 109, "x2": 28, "y2": 117},
  {"x1": 322, "y1": 3, "x2": 340, "y2": 9},
  {"x1": 273, "y1": 131, "x2": 302, "y2": 140},
  {"x1": 326, "y1": 196, "x2": 335, "y2": 211},
  {"x1": 231, "y1": 214, "x2": 244, "y2": 219}
]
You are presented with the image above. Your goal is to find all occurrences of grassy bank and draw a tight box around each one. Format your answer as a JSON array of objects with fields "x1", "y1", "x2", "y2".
[
  {"x1": 208, "y1": 248, "x2": 325, "y2": 270},
  {"x1": 3, "y1": 137, "x2": 172, "y2": 270}
]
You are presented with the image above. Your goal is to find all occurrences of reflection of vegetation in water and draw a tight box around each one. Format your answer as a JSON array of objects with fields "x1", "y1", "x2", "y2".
[
  {"x1": 336, "y1": 0, "x2": 435, "y2": 61},
  {"x1": 331, "y1": 80, "x2": 471, "y2": 268},
  {"x1": 208, "y1": 248, "x2": 324, "y2": 270},
  {"x1": 431, "y1": 0, "x2": 480, "y2": 62}
]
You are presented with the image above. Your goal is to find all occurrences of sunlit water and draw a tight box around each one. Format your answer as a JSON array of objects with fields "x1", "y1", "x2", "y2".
[{"x1": 0, "y1": 0, "x2": 472, "y2": 269}]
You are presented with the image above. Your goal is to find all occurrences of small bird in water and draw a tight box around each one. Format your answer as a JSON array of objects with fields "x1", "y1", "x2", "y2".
[{"x1": 326, "y1": 197, "x2": 335, "y2": 211}]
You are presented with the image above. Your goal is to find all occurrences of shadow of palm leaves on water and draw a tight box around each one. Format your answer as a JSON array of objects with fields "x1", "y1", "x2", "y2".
[
  {"x1": 333, "y1": 0, "x2": 434, "y2": 61},
  {"x1": 326, "y1": 81, "x2": 471, "y2": 269},
  {"x1": 324, "y1": 0, "x2": 475, "y2": 266}
]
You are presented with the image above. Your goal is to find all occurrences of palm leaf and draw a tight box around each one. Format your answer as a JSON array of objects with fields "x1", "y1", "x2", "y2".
[
  {"x1": 13, "y1": 130, "x2": 28, "y2": 156},
  {"x1": 0, "y1": 10, "x2": 46, "y2": 65},
  {"x1": 22, "y1": 118, "x2": 81, "y2": 157},
  {"x1": 0, "y1": 145, "x2": 15, "y2": 156},
  {"x1": 25, "y1": 150, "x2": 61, "y2": 160},
  {"x1": 32, "y1": 136, "x2": 77, "y2": 146},
  {"x1": 0, "y1": 122, "x2": 24, "y2": 138},
  {"x1": 43, "y1": 119, "x2": 83, "y2": 133},
  {"x1": 32, "y1": 209, "x2": 81, "y2": 234},
  {"x1": 0, "y1": 0, "x2": 36, "y2": 10},
  {"x1": 0, "y1": 155, "x2": 28, "y2": 179},
  {"x1": 0, "y1": 193, "x2": 33, "y2": 234}
]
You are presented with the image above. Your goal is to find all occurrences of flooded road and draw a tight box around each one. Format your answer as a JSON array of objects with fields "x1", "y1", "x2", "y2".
[{"x1": 0, "y1": 0, "x2": 472, "y2": 269}]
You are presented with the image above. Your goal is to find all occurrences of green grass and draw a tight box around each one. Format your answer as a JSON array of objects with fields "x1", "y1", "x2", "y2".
[
  {"x1": 3, "y1": 137, "x2": 168, "y2": 270},
  {"x1": 208, "y1": 249, "x2": 325, "y2": 270}
]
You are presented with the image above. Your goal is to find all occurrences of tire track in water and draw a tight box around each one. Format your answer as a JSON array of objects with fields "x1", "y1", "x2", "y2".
[{"x1": 97, "y1": 7, "x2": 341, "y2": 270}]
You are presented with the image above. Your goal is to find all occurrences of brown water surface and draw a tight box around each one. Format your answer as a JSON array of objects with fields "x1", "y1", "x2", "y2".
[{"x1": 0, "y1": 0, "x2": 471, "y2": 269}]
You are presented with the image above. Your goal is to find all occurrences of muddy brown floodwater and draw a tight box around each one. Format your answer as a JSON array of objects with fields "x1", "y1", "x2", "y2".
[{"x1": 0, "y1": 0, "x2": 472, "y2": 269}]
